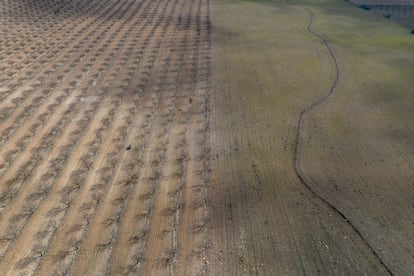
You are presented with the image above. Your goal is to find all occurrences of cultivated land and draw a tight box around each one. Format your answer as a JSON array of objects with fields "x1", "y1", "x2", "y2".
[
  {"x1": 0, "y1": 0, "x2": 211, "y2": 274},
  {"x1": 209, "y1": 0, "x2": 414, "y2": 274},
  {"x1": 0, "y1": 0, "x2": 413, "y2": 275}
]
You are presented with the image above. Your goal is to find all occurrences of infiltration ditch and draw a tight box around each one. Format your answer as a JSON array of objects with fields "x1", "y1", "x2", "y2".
[{"x1": 288, "y1": 2, "x2": 394, "y2": 274}]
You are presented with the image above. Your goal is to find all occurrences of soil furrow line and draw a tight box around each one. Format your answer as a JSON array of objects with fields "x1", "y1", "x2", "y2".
[
  {"x1": 0, "y1": 0, "x2": 163, "y2": 270},
  {"x1": 0, "y1": 99, "x2": 92, "y2": 262},
  {"x1": 68, "y1": 2, "x2": 182, "y2": 274},
  {"x1": 0, "y1": 0, "x2": 130, "y2": 104},
  {"x1": 175, "y1": 1, "x2": 212, "y2": 273},
  {"x1": 0, "y1": 0, "x2": 107, "y2": 82},
  {"x1": 0, "y1": 0, "x2": 80, "y2": 56},
  {"x1": 168, "y1": 1, "x2": 207, "y2": 273},
  {"x1": 104, "y1": 9, "x2": 189, "y2": 274},
  {"x1": 0, "y1": 97, "x2": 107, "y2": 274},
  {"x1": 0, "y1": 0, "x2": 147, "y2": 185},
  {"x1": 136, "y1": 2, "x2": 197, "y2": 273},
  {"x1": 0, "y1": 0, "x2": 146, "y2": 140},
  {"x1": 34, "y1": 3, "x2": 176, "y2": 274},
  {"x1": 0, "y1": 1, "x2": 154, "y2": 258},
  {"x1": 0, "y1": 0, "x2": 92, "y2": 64},
  {"x1": 0, "y1": 0, "x2": 126, "y2": 133},
  {"x1": 0, "y1": 0, "x2": 110, "y2": 60}
]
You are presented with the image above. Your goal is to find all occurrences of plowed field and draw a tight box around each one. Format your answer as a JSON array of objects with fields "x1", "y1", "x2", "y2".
[
  {"x1": 0, "y1": 0, "x2": 211, "y2": 274},
  {"x1": 209, "y1": 0, "x2": 414, "y2": 274},
  {"x1": 1, "y1": 0, "x2": 414, "y2": 274}
]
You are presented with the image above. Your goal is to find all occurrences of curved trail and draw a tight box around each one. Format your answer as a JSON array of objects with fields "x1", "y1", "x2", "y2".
[{"x1": 290, "y1": 3, "x2": 394, "y2": 275}]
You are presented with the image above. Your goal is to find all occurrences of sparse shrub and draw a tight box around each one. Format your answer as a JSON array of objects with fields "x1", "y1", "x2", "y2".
[{"x1": 359, "y1": 4, "x2": 370, "y2": 10}]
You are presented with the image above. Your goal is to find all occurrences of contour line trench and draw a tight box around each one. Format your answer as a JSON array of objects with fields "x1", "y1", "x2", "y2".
[{"x1": 289, "y1": 2, "x2": 394, "y2": 275}]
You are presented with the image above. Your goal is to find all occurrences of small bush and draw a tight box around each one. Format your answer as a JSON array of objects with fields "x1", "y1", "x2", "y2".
[{"x1": 359, "y1": 4, "x2": 371, "y2": 10}]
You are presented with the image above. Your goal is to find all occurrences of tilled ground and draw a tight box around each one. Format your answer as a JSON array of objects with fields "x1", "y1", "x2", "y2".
[
  {"x1": 208, "y1": 0, "x2": 414, "y2": 275},
  {"x1": 2, "y1": 0, "x2": 414, "y2": 275},
  {"x1": 0, "y1": 0, "x2": 211, "y2": 274}
]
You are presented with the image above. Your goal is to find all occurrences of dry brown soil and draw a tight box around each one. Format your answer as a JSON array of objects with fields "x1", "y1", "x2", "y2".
[
  {"x1": 0, "y1": 0, "x2": 211, "y2": 274},
  {"x1": 1, "y1": 0, "x2": 414, "y2": 274}
]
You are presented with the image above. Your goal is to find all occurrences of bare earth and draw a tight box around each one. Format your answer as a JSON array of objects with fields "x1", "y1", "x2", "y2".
[
  {"x1": 0, "y1": 0, "x2": 211, "y2": 274},
  {"x1": 1, "y1": 0, "x2": 414, "y2": 274}
]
